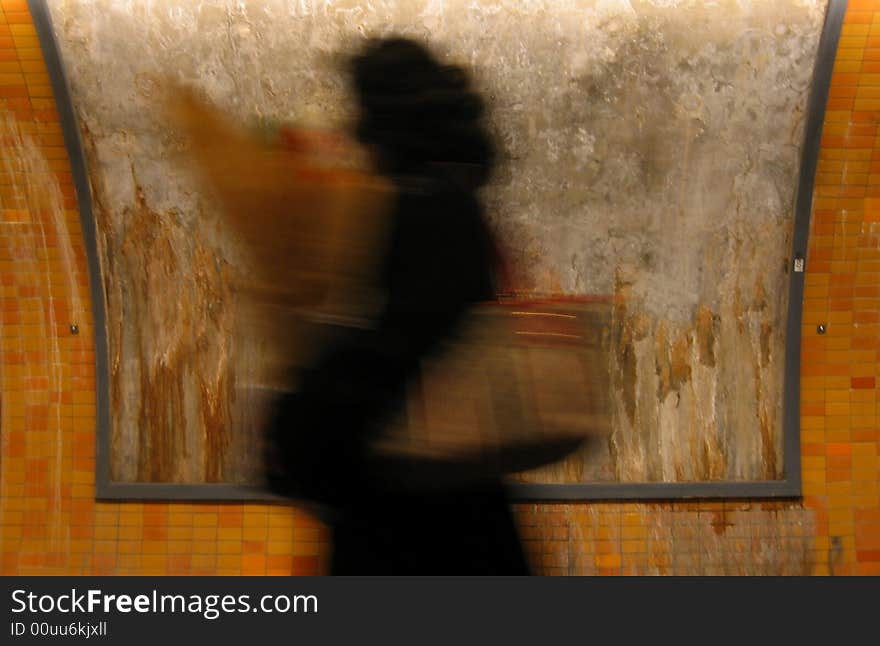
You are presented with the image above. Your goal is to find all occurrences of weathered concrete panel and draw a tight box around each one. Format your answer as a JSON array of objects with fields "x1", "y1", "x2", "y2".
[{"x1": 46, "y1": 0, "x2": 827, "y2": 484}]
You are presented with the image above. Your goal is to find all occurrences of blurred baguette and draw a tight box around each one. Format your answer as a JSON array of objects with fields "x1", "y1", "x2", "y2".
[{"x1": 163, "y1": 82, "x2": 394, "y2": 309}]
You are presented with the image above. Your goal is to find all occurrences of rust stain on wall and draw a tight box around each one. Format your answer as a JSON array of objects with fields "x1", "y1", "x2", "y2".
[
  {"x1": 695, "y1": 306, "x2": 717, "y2": 368},
  {"x1": 519, "y1": 503, "x2": 817, "y2": 575},
  {"x1": 85, "y1": 124, "x2": 240, "y2": 482}
]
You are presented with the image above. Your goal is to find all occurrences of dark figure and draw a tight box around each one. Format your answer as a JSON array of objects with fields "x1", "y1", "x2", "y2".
[{"x1": 267, "y1": 37, "x2": 530, "y2": 575}]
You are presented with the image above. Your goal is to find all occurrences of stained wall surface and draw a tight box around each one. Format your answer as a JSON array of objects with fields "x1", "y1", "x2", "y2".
[
  {"x1": 0, "y1": 0, "x2": 878, "y2": 576},
  {"x1": 47, "y1": 0, "x2": 826, "y2": 485}
]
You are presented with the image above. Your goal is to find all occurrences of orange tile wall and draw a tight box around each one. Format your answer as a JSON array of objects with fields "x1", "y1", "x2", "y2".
[{"x1": 0, "y1": 0, "x2": 877, "y2": 576}]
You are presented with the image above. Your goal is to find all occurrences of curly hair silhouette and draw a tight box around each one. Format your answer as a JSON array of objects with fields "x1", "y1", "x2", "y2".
[{"x1": 350, "y1": 37, "x2": 495, "y2": 189}]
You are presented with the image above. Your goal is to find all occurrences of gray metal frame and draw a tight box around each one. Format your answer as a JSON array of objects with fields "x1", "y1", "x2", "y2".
[{"x1": 28, "y1": 0, "x2": 846, "y2": 502}]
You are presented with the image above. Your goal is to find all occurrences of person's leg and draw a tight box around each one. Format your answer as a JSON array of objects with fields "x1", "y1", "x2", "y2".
[{"x1": 331, "y1": 487, "x2": 531, "y2": 576}]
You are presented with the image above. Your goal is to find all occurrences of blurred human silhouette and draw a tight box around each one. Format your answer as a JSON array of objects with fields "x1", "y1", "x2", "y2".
[
  {"x1": 166, "y1": 33, "x2": 609, "y2": 574},
  {"x1": 264, "y1": 36, "x2": 531, "y2": 574}
]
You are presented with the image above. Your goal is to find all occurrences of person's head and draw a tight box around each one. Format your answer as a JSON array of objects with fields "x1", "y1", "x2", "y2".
[{"x1": 349, "y1": 36, "x2": 495, "y2": 188}]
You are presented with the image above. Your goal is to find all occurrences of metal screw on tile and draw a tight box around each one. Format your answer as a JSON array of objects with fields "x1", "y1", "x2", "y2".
[
  {"x1": 816, "y1": 324, "x2": 826, "y2": 335},
  {"x1": 69, "y1": 323, "x2": 79, "y2": 335}
]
